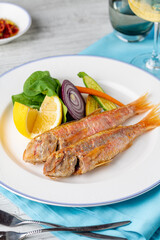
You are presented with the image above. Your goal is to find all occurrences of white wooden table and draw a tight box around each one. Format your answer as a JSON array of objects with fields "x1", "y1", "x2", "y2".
[{"x1": 0, "y1": 0, "x2": 113, "y2": 239}]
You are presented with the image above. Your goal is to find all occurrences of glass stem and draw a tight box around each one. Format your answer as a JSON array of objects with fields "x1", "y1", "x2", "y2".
[
  {"x1": 152, "y1": 22, "x2": 159, "y2": 59},
  {"x1": 146, "y1": 22, "x2": 160, "y2": 70}
]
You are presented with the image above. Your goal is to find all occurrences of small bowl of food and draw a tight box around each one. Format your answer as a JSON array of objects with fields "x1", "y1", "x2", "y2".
[{"x1": 0, "y1": 2, "x2": 31, "y2": 44}]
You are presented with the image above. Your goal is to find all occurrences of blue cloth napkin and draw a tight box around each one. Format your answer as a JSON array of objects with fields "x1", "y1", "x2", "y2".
[
  {"x1": 80, "y1": 28, "x2": 154, "y2": 63},
  {"x1": 0, "y1": 29, "x2": 160, "y2": 240}
]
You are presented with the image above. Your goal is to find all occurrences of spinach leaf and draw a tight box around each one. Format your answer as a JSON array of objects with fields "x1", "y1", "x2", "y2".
[
  {"x1": 12, "y1": 92, "x2": 45, "y2": 110},
  {"x1": 23, "y1": 71, "x2": 61, "y2": 97}
]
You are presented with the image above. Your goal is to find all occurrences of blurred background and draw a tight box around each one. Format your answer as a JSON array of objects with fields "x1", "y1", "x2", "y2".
[{"x1": 1, "y1": 0, "x2": 112, "y2": 74}]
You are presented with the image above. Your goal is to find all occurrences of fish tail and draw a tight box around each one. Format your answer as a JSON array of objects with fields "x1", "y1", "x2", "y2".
[
  {"x1": 129, "y1": 93, "x2": 153, "y2": 114},
  {"x1": 140, "y1": 105, "x2": 160, "y2": 130}
]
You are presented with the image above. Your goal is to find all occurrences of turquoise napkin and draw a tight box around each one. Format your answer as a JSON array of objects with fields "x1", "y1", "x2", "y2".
[
  {"x1": 80, "y1": 27, "x2": 154, "y2": 66},
  {"x1": 1, "y1": 29, "x2": 160, "y2": 240},
  {"x1": 0, "y1": 185, "x2": 160, "y2": 240}
]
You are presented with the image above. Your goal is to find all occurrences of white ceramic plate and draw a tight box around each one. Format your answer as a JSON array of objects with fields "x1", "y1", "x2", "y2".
[
  {"x1": 0, "y1": 2, "x2": 31, "y2": 44},
  {"x1": 0, "y1": 55, "x2": 160, "y2": 207}
]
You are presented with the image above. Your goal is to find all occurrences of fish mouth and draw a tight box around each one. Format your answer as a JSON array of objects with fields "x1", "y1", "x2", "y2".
[{"x1": 75, "y1": 157, "x2": 80, "y2": 172}]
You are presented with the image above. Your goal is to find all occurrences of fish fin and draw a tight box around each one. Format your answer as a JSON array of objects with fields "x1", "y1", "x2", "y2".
[
  {"x1": 88, "y1": 108, "x2": 103, "y2": 116},
  {"x1": 94, "y1": 140, "x2": 133, "y2": 168},
  {"x1": 128, "y1": 93, "x2": 153, "y2": 114},
  {"x1": 139, "y1": 105, "x2": 160, "y2": 130},
  {"x1": 88, "y1": 145, "x2": 111, "y2": 168},
  {"x1": 65, "y1": 128, "x2": 88, "y2": 146},
  {"x1": 76, "y1": 145, "x2": 111, "y2": 174},
  {"x1": 94, "y1": 159, "x2": 111, "y2": 168},
  {"x1": 85, "y1": 145, "x2": 107, "y2": 159}
]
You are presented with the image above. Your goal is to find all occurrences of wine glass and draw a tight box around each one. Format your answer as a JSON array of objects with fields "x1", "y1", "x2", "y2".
[
  {"x1": 109, "y1": 0, "x2": 153, "y2": 42},
  {"x1": 128, "y1": 0, "x2": 160, "y2": 75}
]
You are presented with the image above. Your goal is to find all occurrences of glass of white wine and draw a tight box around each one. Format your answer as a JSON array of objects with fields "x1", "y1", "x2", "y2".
[{"x1": 128, "y1": 0, "x2": 160, "y2": 75}]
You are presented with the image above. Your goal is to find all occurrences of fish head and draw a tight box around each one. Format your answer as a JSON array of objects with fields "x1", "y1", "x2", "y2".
[
  {"x1": 23, "y1": 131, "x2": 58, "y2": 164},
  {"x1": 44, "y1": 149, "x2": 78, "y2": 178}
]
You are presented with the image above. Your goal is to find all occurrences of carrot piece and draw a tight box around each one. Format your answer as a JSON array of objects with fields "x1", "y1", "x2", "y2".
[{"x1": 76, "y1": 86, "x2": 124, "y2": 107}]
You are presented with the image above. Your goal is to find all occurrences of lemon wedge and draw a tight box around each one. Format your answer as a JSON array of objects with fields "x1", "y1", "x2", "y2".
[
  {"x1": 13, "y1": 96, "x2": 62, "y2": 139},
  {"x1": 13, "y1": 102, "x2": 38, "y2": 139},
  {"x1": 32, "y1": 95, "x2": 62, "y2": 135}
]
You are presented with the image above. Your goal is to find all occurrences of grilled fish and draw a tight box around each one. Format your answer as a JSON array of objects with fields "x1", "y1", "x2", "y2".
[
  {"x1": 23, "y1": 94, "x2": 152, "y2": 164},
  {"x1": 44, "y1": 106, "x2": 160, "y2": 178}
]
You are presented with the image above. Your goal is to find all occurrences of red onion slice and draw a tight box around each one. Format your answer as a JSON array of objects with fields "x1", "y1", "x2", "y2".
[{"x1": 61, "y1": 80, "x2": 85, "y2": 120}]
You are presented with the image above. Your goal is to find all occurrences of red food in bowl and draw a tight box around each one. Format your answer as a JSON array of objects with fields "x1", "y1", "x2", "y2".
[{"x1": 0, "y1": 18, "x2": 19, "y2": 39}]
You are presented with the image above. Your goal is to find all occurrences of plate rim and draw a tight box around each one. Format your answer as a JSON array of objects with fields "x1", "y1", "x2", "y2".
[
  {"x1": 0, "y1": 54, "x2": 160, "y2": 207},
  {"x1": 0, "y1": 179, "x2": 160, "y2": 207}
]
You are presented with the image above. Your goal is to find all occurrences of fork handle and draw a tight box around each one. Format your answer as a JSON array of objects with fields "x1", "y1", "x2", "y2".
[
  {"x1": 21, "y1": 228, "x2": 128, "y2": 240},
  {"x1": 17, "y1": 220, "x2": 131, "y2": 232},
  {"x1": 17, "y1": 220, "x2": 60, "y2": 227}
]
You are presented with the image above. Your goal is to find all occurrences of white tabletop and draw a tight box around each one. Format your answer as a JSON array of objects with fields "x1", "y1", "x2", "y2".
[{"x1": 0, "y1": 0, "x2": 113, "y2": 239}]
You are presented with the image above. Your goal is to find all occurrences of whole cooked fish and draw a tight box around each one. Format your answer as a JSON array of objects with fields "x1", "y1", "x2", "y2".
[
  {"x1": 23, "y1": 94, "x2": 151, "y2": 164},
  {"x1": 44, "y1": 105, "x2": 160, "y2": 178}
]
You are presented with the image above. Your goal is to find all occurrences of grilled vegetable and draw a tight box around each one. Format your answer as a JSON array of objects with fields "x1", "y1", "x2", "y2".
[
  {"x1": 76, "y1": 86, "x2": 124, "y2": 107},
  {"x1": 78, "y1": 72, "x2": 117, "y2": 111},
  {"x1": 86, "y1": 95, "x2": 99, "y2": 116}
]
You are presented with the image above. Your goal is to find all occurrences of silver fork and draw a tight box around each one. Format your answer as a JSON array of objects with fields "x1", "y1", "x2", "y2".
[
  {"x1": 0, "y1": 229, "x2": 128, "y2": 240},
  {"x1": 0, "y1": 209, "x2": 130, "y2": 231},
  {"x1": 0, "y1": 210, "x2": 131, "y2": 232},
  {"x1": 0, "y1": 210, "x2": 129, "y2": 239},
  {"x1": 0, "y1": 209, "x2": 130, "y2": 228}
]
